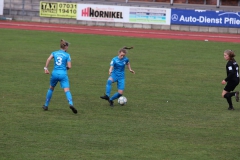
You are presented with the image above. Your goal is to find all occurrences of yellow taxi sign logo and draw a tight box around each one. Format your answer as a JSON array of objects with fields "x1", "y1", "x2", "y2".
[
  {"x1": 41, "y1": 2, "x2": 57, "y2": 10},
  {"x1": 40, "y1": 1, "x2": 77, "y2": 19}
]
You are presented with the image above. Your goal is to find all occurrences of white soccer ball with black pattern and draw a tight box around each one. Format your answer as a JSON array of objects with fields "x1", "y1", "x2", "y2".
[{"x1": 118, "y1": 96, "x2": 127, "y2": 106}]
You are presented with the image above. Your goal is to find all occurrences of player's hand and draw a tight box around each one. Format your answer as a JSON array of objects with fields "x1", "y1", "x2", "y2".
[
  {"x1": 45, "y1": 69, "x2": 50, "y2": 74},
  {"x1": 221, "y1": 80, "x2": 226, "y2": 85},
  {"x1": 130, "y1": 70, "x2": 135, "y2": 74}
]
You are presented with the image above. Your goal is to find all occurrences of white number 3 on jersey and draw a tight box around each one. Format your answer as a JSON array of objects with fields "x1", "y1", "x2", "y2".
[{"x1": 56, "y1": 56, "x2": 62, "y2": 66}]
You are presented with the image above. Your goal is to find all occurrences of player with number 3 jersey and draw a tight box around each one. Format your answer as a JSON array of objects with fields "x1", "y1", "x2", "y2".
[
  {"x1": 42, "y1": 39, "x2": 77, "y2": 114},
  {"x1": 221, "y1": 50, "x2": 239, "y2": 110}
]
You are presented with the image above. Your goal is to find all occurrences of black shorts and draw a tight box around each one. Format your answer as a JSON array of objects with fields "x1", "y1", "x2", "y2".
[{"x1": 224, "y1": 81, "x2": 239, "y2": 92}]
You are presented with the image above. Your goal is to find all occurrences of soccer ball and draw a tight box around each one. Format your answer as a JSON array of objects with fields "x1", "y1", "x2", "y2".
[{"x1": 118, "y1": 96, "x2": 127, "y2": 106}]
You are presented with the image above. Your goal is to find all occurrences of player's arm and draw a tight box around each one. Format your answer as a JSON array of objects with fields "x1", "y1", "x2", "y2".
[
  {"x1": 66, "y1": 61, "x2": 71, "y2": 70},
  {"x1": 66, "y1": 55, "x2": 71, "y2": 70},
  {"x1": 44, "y1": 54, "x2": 53, "y2": 74},
  {"x1": 126, "y1": 62, "x2": 135, "y2": 74},
  {"x1": 109, "y1": 66, "x2": 113, "y2": 75},
  {"x1": 109, "y1": 59, "x2": 115, "y2": 75},
  {"x1": 225, "y1": 64, "x2": 235, "y2": 82}
]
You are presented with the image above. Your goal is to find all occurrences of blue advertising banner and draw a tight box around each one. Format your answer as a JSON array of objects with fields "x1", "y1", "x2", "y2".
[{"x1": 171, "y1": 9, "x2": 240, "y2": 28}]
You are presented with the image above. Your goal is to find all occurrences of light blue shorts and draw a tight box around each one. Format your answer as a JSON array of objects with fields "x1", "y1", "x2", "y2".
[
  {"x1": 50, "y1": 72, "x2": 70, "y2": 88},
  {"x1": 109, "y1": 73, "x2": 125, "y2": 90}
]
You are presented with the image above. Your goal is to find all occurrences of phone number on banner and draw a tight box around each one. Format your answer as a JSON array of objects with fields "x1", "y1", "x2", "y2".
[{"x1": 40, "y1": 1, "x2": 77, "y2": 19}]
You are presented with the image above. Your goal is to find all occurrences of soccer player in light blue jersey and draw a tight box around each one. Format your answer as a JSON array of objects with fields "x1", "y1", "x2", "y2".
[
  {"x1": 42, "y1": 39, "x2": 77, "y2": 114},
  {"x1": 100, "y1": 47, "x2": 135, "y2": 107}
]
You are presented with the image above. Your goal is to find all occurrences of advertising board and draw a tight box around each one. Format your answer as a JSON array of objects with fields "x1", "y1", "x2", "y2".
[
  {"x1": 77, "y1": 4, "x2": 171, "y2": 25},
  {"x1": 171, "y1": 9, "x2": 240, "y2": 28},
  {"x1": 40, "y1": 1, "x2": 77, "y2": 18},
  {"x1": 0, "y1": 0, "x2": 4, "y2": 15}
]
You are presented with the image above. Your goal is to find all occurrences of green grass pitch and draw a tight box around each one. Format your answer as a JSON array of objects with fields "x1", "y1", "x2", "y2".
[{"x1": 0, "y1": 28, "x2": 240, "y2": 160}]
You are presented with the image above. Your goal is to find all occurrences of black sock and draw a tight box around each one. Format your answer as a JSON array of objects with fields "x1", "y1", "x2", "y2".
[
  {"x1": 230, "y1": 92, "x2": 236, "y2": 97},
  {"x1": 224, "y1": 93, "x2": 233, "y2": 108}
]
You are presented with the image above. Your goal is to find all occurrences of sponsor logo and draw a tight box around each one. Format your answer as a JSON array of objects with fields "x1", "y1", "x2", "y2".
[
  {"x1": 218, "y1": 12, "x2": 240, "y2": 18},
  {"x1": 81, "y1": 7, "x2": 123, "y2": 19},
  {"x1": 171, "y1": 14, "x2": 178, "y2": 21},
  {"x1": 172, "y1": 10, "x2": 240, "y2": 25}
]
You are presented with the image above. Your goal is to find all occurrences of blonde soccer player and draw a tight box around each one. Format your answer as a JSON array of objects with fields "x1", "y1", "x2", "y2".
[
  {"x1": 100, "y1": 47, "x2": 135, "y2": 107},
  {"x1": 42, "y1": 39, "x2": 77, "y2": 114}
]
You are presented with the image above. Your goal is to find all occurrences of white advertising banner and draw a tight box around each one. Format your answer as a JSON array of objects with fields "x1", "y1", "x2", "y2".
[
  {"x1": 77, "y1": 4, "x2": 171, "y2": 25},
  {"x1": 0, "y1": 0, "x2": 4, "y2": 15},
  {"x1": 77, "y1": 4, "x2": 129, "y2": 22},
  {"x1": 129, "y1": 7, "x2": 171, "y2": 25}
]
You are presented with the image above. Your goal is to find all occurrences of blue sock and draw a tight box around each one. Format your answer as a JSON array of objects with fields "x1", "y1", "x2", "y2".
[
  {"x1": 44, "y1": 89, "x2": 53, "y2": 107},
  {"x1": 65, "y1": 91, "x2": 73, "y2": 106},
  {"x1": 110, "y1": 92, "x2": 122, "y2": 101},
  {"x1": 106, "y1": 80, "x2": 112, "y2": 97}
]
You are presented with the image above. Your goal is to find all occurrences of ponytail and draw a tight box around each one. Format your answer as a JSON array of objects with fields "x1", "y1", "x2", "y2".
[
  {"x1": 123, "y1": 46, "x2": 133, "y2": 50},
  {"x1": 60, "y1": 39, "x2": 69, "y2": 49},
  {"x1": 119, "y1": 46, "x2": 133, "y2": 54}
]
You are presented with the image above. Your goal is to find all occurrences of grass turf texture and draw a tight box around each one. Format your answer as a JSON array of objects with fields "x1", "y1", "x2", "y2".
[{"x1": 0, "y1": 28, "x2": 240, "y2": 160}]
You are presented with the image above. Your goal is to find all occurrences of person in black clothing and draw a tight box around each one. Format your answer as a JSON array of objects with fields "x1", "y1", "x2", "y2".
[{"x1": 221, "y1": 50, "x2": 239, "y2": 110}]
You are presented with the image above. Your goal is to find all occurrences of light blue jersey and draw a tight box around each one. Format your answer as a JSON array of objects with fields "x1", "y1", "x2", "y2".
[
  {"x1": 109, "y1": 56, "x2": 129, "y2": 90},
  {"x1": 110, "y1": 56, "x2": 129, "y2": 79},
  {"x1": 52, "y1": 50, "x2": 71, "y2": 74},
  {"x1": 50, "y1": 50, "x2": 71, "y2": 88}
]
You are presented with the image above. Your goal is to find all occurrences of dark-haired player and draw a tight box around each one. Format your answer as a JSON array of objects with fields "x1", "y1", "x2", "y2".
[
  {"x1": 100, "y1": 47, "x2": 135, "y2": 107},
  {"x1": 42, "y1": 39, "x2": 77, "y2": 114},
  {"x1": 221, "y1": 50, "x2": 239, "y2": 110}
]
